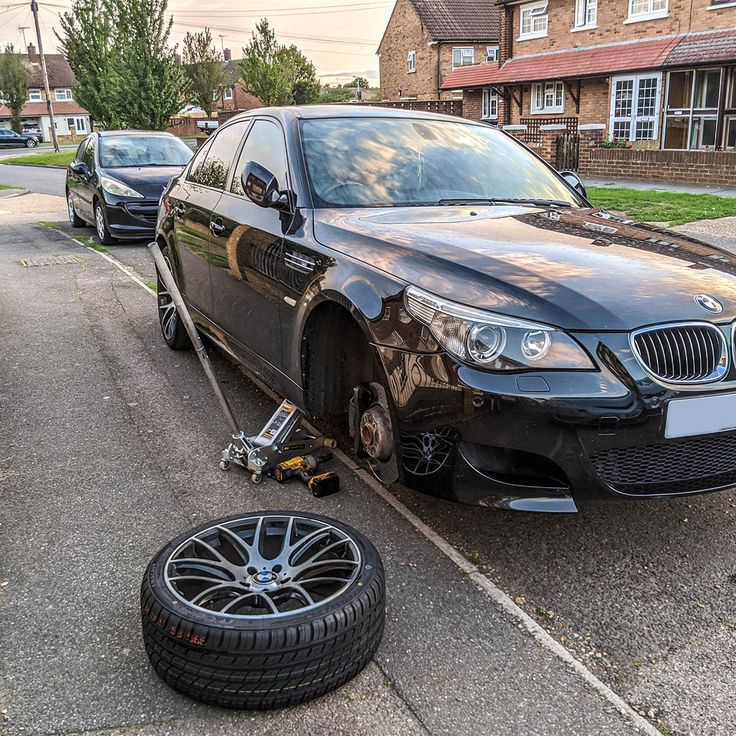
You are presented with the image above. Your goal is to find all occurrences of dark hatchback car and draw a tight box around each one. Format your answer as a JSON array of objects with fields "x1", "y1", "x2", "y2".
[
  {"x1": 0, "y1": 129, "x2": 38, "y2": 147},
  {"x1": 66, "y1": 131, "x2": 193, "y2": 243},
  {"x1": 156, "y1": 106, "x2": 736, "y2": 513}
]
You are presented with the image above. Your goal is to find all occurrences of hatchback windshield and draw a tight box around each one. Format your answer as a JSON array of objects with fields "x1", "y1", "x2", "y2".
[
  {"x1": 300, "y1": 117, "x2": 581, "y2": 208},
  {"x1": 99, "y1": 135, "x2": 193, "y2": 168}
]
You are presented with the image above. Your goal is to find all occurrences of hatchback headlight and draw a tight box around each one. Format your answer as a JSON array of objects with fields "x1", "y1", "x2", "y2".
[
  {"x1": 100, "y1": 175, "x2": 144, "y2": 198},
  {"x1": 404, "y1": 286, "x2": 594, "y2": 371}
]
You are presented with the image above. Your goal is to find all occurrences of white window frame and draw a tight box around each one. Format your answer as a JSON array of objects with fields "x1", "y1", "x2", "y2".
[
  {"x1": 482, "y1": 88, "x2": 498, "y2": 120},
  {"x1": 55, "y1": 88, "x2": 73, "y2": 101},
  {"x1": 407, "y1": 50, "x2": 417, "y2": 73},
  {"x1": 74, "y1": 117, "x2": 87, "y2": 133},
  {"x1": 519, "y1": 1, "x2": 549, "y2": 40},
  {"x1": 224, "y1": 87, "x2": 233, "y2": 100},
  {"x1": 486, "y1": 46, "x2": 499, "y2": 62},
  {"x1": 609, "y1": 72, "x2": 662, "y2": 142},
  {"x1": 452, "y1": 47, "x2": 474, "y2": 68},
  {"x1": 625, "y1": 0, "x2": 668, "y2": 23},
  {"x1": 573, "y1": 0, "x2": 597, "y2": 29},
  {"x1": 28, "y1": 88, "x2": 41, "y2": 102},
  {"x1": 531, "y1": 81, "x2": 565, "y2": 114}
]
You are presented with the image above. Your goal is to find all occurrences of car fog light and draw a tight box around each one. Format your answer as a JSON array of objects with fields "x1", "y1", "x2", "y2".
[
  {"x1": 521, "y1": 330, "x2": 551, "y2": 361},
  {"x1": 467, "y1": 324, "x2": 506, "y2": 363}
]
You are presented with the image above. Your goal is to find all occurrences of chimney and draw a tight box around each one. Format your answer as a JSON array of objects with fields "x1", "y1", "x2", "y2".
[
  {"x1": 27, "y1": 43, "x2": 38, "y2": 63},
  {"x1": 223, "y1": 48, "x2": 231, "y2": 62}
]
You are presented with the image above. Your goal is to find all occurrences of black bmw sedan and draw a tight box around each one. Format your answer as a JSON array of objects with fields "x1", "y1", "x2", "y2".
[
  {"x1": 66, "y1": 131, "x2": 193, "y2": 243},
  {"x1": 156, "y1": 105, "x2": 736, "y2": 513},
  {"x1": 0, "y1": 129, "x2": 38, "y2": 147}
]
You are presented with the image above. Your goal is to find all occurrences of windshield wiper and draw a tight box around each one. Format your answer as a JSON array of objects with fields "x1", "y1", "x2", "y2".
[{"x1": 437, "y1": 198, "x2": 573, "y2": 208}]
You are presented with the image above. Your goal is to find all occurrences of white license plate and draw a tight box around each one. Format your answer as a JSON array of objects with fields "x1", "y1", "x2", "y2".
[{"x1": 665, "y1": 393, "x2": 736, "y2": 439}]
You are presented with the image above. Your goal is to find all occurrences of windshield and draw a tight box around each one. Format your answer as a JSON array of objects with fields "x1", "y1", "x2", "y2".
[
  {"x1": 99, "y1": 135, "x2": 193, "y2": 168},
  {"x1": 300, "y1": 117, "x2": 582, "y2": 208}
]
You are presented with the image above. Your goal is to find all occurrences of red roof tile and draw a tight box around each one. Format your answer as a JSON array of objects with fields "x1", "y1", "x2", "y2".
[
  {"x1": 442, "y1": 36, "x2": 679, "y2": 88},
  {"x1": 665, "y1": 28, "x2": 736, "y2": 67},
  {"x1": 0, "y1": 101, "x2": 90, "y2": 118}
]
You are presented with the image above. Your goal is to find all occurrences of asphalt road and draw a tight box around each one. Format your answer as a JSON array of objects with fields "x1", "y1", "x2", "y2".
[
  {"x1": 0, "y1": 163, "x2": 66, "y2": 196},
  {"x1": 0, "y1": 219, "x2": 649, "y2": 736}
]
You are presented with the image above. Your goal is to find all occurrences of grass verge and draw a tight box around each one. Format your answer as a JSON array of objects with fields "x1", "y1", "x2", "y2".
[
  {"x1": 2, "y1": 150, "x2": 75, "y2": 168},
  {"x1": 0, "y1": 183, "x2": 17, "y2": 190},
  {"x1": 38, "y1": 221, "x2": 108, "y2": 252},
  {"x1": 586, "y1": 186, "x2": 736, "y2": 226}
]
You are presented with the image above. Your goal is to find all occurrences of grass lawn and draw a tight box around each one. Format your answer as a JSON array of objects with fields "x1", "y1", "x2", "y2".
[
  {"x1": 0, "y1": 183, "x2": 16, "y2": 190},
  {"x1": 2, "y1": 150, "x2": 75, "y2": 168},
  {"x1": 586, "y1": 186, "x2": 736, "y2": 226}
]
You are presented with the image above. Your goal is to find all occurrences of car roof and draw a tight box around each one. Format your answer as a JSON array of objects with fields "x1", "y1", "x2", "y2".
[
  {"x1": 227, "y1": 104, "x2": 486, "y2": 126},
  {"x1": 97, "y1": 130, "x2": 176, "y2": 137}
]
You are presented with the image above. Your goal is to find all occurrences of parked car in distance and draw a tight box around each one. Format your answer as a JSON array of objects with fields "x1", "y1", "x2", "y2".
[
  {"x1": 156, "y1": 106, "x2": 736, "y2": 513},
  {"x1": 21, "y1": 124, "x2": 44, "y2": 143},
  {"x1": 66, "y1": 130, "x2": 193, "y2": 243},
  {"x1": 0, "y1": 129, "x2": 39, "y2": 147}
]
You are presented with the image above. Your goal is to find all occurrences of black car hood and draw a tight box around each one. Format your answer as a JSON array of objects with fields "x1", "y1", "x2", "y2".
[
  {"x1": 102, "y1": 166, "x2": 184, "y2": 200},
  {"x1": 313, "y1": 205, "x2": 736, "y2": 331}
]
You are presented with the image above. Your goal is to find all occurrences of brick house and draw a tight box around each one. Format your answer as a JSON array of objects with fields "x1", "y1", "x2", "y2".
[
  {"x1": 377, "y1": 0, "x2": 501, "y2": 101},
  {"x1": 0, "y1": 44, "x2": 91, "y2": 142},
  {"x1": 442, "y1": 0, "x2": 736, "y2": 151},
  {"x1": 218, "y1": 50, "x2": 262, "y2": 113}
]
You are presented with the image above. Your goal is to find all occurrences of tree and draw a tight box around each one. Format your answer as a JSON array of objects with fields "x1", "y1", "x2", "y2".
[
  {"x1": 182, "y1": 27, "x2": 225, "y2": 119},
  {"x1": 58, "y1": 0, "x2": 120, "y2": 128},
  {"x1": 238, "y1": 19, "x2": 319, "y2": 106},
  {"x1": 113, "y1": 0, "x2": 184, "y2": 130},
  {"x1": 58, "y1": 0, "x2": 183, "y2": 130},
  {"x1": 238, "y1": 19, "x2": 290, "y2": 106},
  {"x1": 347, "y1": 77, "x2": 368, "y2": 91},
  {"x1": 276, "y1": 45, "x2": 319, "y2": 105},
  {"x1": 0, "y1": 45, "x2": 29, "y2": 133}
]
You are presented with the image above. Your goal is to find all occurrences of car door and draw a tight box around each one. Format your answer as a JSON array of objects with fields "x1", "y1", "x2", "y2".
[
  {"x1": 0, "y1": 131, "x2": 12, "y2": 147},
  {"x1": 207, "y1": 118, "x2": 288, "y2": 371},
  {"x1": 67, "y1": 138, "x2": 88, "y2": 213},
  {"x1": 75, "y1": 135, "x2": 97, "y2": 221}
]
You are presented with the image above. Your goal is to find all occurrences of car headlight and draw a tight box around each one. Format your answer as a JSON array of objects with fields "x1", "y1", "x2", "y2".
[
  {"x1": 100, "y1": 175, "x2": 144, "y2": 198},
  {"x1": 404, "y1": 285, "x2": 594, "y2": 371}
]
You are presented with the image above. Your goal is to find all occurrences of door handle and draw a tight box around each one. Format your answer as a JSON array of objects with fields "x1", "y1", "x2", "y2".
[
  {"x1": 210, "y1": 218, "x2": 225, "y2": 237},
  {"x1": 174, "y1": 203, "x2": 185, "y2": 219}
]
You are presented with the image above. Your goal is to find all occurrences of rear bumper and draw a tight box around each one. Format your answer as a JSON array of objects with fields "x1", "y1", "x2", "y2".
[{"x1": 377, "y1": 333, "x2": 736, "y2": 512}]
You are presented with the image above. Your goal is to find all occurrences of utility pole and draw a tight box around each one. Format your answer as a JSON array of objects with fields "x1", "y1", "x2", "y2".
[
  {"x1": 18, "y1": 26, "x2": 29, "y2": 50},
  {"x1": 30, "y1": 0, "x2": 59, "y2": 152}
]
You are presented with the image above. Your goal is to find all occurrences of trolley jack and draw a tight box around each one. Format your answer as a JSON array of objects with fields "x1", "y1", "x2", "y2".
[{"x1": 148, "y1": 242, "x2": 340, "y2": 497}]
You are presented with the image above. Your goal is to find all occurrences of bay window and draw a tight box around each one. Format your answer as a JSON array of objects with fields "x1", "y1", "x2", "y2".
[{"x1": 609, "y1": 73, "x2": 661, "y2": 141}]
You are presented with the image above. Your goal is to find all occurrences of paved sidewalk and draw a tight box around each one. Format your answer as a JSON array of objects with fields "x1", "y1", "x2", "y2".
[
  {"x1": 585, "y1": 177, "x2": 736, "y2": 198},
  {"x1": 0, "y1": 219, "x2": 650, "y2": 735}
]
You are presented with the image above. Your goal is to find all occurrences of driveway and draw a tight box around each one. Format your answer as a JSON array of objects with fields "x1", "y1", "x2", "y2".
[{"x1": 3, "y1": 195, "x2": 736, "y2": 736}]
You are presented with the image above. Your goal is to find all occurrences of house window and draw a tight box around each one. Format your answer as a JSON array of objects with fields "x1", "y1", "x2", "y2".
[
  {"x1": 532, "y1": 81, "x2": 564, "y2": 114},
  {"x1": 75, "y1": 117, "x2": 87, "y2": 133},
  {"x1": 627, "y1": 0, "x2": 668, "y2": 21},
  {"x1": 28, "y1": 88, "x2": 41, "y2": 102},
  {"x1": 482, "y1": 88, "x2": 498, "y2": 119},
  {"x1": 55, "y1": 88, "x2": 73, "y2": 101},
  {"x1": 609, "y1": 73, "x2": 662, "y2": 141},
  {"x1": 486, "y1": 46, "x2": 499, "y2": 62},
  {"x1": 574, "y1": 0, "x2": 597, "y2": 27},
  {"x1": 407, "y1": 50, "x2": 416, "y2": 73},
  {"x1": 519, "y1": 1, "x2": 548, "y2": 39},
  {"x1": 224, "y1": 87, "x2": 233, "y2": 100},
  {"x1": 663, "y1": 68, "x2": 723, "y2": 149},
  {"x1": 452, "y1": 48, "x2": 474, "y2": 68}
]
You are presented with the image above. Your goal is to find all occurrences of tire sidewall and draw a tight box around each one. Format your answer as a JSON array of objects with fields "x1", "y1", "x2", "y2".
[{"x1": 143, "y1": 510, "x2": 383, "y2": 637}]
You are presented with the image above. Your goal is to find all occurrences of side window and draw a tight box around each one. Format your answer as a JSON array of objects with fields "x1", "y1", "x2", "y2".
[
  {"x1": 83, "y1": 137, "x2": 95, "y2": 170},
  {"x1": 231, "y1": 119, "x2": 288, "y2": 196},
  {"x1": 74, "y1": 138, "x2": 88, "y2": 162},
  {"x1": 187, "y1": 121, "x2": 249, "y2": 189}
]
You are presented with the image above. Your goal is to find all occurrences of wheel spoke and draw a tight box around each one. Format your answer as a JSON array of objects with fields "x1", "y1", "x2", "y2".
[
  {"x1": 280, "y1": 582, "x2": 314, "y2": 605},
  {"x1": 288, "y1": 527, "x2": 332, "y2": 564},
  {"x1": 219, "y1": 591, "x2": 261, "y2": 614},
  {"x1": 169, "y1": 557, "x2": 233, "y2": 580},
  {"x1": 293, "y1": 539, "x2": 350, "y2": 569},
  {"x1": 191, "y1": 582, "x2": 240, "y2": 605},
  {"x1": 191, "y1": 537, "x2": 229, "y2": 564},
  {"x1": 216, "y1": 525, "x2": 252, "y2": 564}
]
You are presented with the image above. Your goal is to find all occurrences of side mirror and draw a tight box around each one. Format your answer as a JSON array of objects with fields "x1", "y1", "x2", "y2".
[
  {"x1": 70, "y1": 161, "x2": 89, "y2": 177},
  {"x1": 560, "y1": 170, "x2": 587, "y2": 199},
  {"x1": 242, "y1": 161, "x2": 280, "y2": 208}
]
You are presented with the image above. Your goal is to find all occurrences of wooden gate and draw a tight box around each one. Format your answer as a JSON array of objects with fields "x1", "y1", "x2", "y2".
[{"x1": 555, "y1": 133, "x2": 580, "y2": 171}]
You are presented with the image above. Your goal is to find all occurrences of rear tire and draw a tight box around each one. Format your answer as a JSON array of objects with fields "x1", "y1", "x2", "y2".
[
  {"x1": 140, "y1": 511, "x2": 385, "y2": 710},
  {"x1": 94, "y1": 201, "x2": 116, "y2": 245},
  {"x1": 156, "y1": 245, "x2": 191, "y2": 350},
  {"x1": 66, "y1": 190, "x2": 85, "y2": 228},
  {"x1": 25, "y1": 138, "x2": 37, "y2": 148}
]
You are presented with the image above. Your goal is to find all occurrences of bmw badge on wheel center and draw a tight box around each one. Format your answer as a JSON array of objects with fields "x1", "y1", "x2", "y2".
[{"x1": 155, "y1": 105, "x2": 736, "y2": 513}]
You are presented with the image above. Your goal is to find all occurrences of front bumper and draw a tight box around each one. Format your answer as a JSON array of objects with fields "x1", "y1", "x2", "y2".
[
  {"x1": 377, "y1": 331, "x2": 736, "y2": 512},
  {"x1": 104, "y1": 197, "x2": 159, "y2": 239}
]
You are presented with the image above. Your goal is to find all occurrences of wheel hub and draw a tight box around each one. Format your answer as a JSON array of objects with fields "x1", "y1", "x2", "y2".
[
  {"x1": 252, "y1": 570, "x2": 277, "y2": 585},
  {"x1": 359, "y1": 405, "x2": 393, "y2": 462}
]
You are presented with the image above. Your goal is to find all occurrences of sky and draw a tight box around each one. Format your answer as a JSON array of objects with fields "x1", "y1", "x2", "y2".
[{"x1": 0, "y1": 0, "x2": 395, "y2": 86}]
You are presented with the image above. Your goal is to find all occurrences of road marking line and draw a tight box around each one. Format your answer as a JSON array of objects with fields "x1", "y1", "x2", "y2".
[{"x1": 61, "y1": 231, "x2": 660, "y2": 736}]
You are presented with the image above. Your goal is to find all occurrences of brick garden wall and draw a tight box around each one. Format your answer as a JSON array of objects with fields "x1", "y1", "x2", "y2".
[{"x1": 579, "y1": 148, "x2": 736, "y2": 187}]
